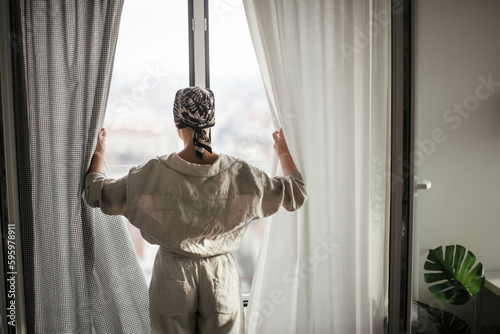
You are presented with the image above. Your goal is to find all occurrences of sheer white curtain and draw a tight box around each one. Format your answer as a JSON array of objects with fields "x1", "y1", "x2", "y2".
[{"x1": 243, "y1": 1, "x2": 391, "y2": 333}]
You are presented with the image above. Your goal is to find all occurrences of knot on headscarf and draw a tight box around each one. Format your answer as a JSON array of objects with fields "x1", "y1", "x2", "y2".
[{"x1": 173, "y1": 87, "x2": 216, "y2": 159}]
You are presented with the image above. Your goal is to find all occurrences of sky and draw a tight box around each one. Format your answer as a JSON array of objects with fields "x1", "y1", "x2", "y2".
[{"x1": 112, "y1": 0, "x2": 259, "y2": 77}]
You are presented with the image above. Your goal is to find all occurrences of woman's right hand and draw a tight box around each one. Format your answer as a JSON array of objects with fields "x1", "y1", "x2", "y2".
[
  {"x1": 272, "y1": 128, "x2": 290, "y2": 157},
  {"x1": 272, "y1": 128, "x2": 298, "y2": 175}
]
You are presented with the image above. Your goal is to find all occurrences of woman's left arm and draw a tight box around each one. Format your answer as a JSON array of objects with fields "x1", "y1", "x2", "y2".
[{"x1": 85, "y1": 128, "x2": 128, "y2": 215}]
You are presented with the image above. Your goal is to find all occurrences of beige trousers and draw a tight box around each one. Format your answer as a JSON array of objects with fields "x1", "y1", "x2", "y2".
[{"x1": 149, "y1": 247, "x2": 244, "y2": 334}]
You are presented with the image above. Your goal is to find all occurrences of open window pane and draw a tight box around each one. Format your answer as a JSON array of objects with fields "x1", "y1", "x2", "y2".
[
  {"x1": 209, "y1": 1, "x2": 272, "y2": 295},
  {"x1": 105, "y1": 0, "x2": 189, "y2": 282}
]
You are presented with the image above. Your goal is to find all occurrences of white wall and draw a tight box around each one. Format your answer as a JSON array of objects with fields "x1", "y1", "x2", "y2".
[{"x1": 414, "y1": 0, "x2": 500, "y2": 328}]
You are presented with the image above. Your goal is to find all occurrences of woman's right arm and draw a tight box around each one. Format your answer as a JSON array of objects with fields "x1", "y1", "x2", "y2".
[{"x1": 256, "y1": 128, "x2": 307, "y2": 216}]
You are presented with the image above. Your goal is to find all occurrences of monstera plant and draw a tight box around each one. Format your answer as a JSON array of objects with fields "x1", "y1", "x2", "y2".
[{"x1": 416, "y1": 244, "x2": 499, "y2": 334}]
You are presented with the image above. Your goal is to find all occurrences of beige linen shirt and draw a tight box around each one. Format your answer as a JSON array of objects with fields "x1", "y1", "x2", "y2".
[{"x1": 85, "y1": 152, "x2": 307, "y2": 258}]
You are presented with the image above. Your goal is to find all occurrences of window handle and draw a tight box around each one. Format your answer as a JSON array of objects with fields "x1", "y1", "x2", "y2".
[
  {"x1": 417, "y1": 180, "x2": 431, "y2": 190},
  {"x1": 414, "y1": 177, "x2": 431, "y2": 196}
]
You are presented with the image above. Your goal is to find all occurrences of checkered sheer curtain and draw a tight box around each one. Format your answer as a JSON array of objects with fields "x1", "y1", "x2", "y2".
[{"x1": 10, "y1": 1, "x2": 150, "y2": 333}]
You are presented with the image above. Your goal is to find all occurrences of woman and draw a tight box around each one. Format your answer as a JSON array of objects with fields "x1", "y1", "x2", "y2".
[{"x1": 85, "y1": 86, "x2": 307, "y2": 333}]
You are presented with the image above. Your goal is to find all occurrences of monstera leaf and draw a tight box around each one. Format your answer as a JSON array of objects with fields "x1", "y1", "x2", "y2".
[
  {"x1": 415, "y1": 301, "x2": 468, "y2": 334},
  {"x1": 424, "y1": 245, "x2": 485, "y2": 305}
]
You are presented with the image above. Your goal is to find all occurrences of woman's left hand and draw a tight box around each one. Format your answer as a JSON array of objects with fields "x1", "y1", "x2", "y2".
[
  {"x1": 95, "y1": 128, "x2": 107, "y2": 155},
  {"x1": 88, "y1": 128, "x2": 107, "y2": 173}
]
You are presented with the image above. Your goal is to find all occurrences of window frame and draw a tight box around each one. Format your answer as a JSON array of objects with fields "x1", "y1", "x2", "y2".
[
  {"x1": 388, "y1": 0, "x2": 415, "y2": 332},
  {"x1": 189, "y1": 0, "x2": 210, "y2": 88},
  {"x1": 0, "y1": 0, "x2": 28, "y2": 332}
]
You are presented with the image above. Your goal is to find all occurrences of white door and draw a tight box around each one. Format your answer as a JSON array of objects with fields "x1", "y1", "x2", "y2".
[{"x1": 412, "y1": 0, "x2": 500, "y2": 331}]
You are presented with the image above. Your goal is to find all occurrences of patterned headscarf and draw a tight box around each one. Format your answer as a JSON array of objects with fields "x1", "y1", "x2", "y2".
[{"x1": 173, "y1": 87, "x2": 216, "y2": 159}]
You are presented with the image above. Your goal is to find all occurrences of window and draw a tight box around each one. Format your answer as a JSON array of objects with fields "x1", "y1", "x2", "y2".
[{"x1": 105, "y1": 0, "x2": 272, "y2": 295}]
